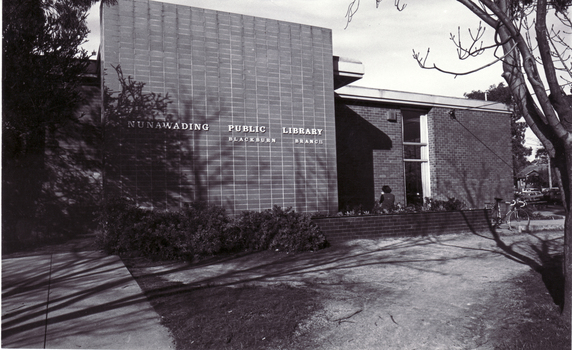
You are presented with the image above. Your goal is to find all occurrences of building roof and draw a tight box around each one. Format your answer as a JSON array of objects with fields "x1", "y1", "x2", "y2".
[
  {"x1": 332, "y1": 55, "x2": 511, "y2": 114},
  {"x1": 336, "y1": 85, "x2": 511, "y2": 113},
  {"x1": 516, "y1": 163, "x2": 548, "y2": 179},
  {"x1": 333, "y1": 56, "x2": 364, "y2": 89}
]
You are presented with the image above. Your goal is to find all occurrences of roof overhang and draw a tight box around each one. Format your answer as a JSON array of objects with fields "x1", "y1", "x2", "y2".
[
  {"x1": 333, "y1": 56, "x2": 364, "y2": 89},
  {"x1": 336, "y1": 85, "x2": 512, "y2": 114}
]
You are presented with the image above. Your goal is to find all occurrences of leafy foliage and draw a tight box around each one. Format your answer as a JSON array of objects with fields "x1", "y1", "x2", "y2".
[
  {"x1": 2, "y1": 0, "x2": 109, "y2": 250},
  {"x1": 334, "y1": 197, "x2": 468, "y2": 217},
  {"x1": 97, "y1": 201, "x2": 328, "y2": 260},
  {"x1": 232, "y1": 206, "x2": 328, "y2": 252},
  {"x1": 104, "y1": 65, "x2": 173, "y2": 125},
  {"x1": 424, "y1": 197, "x2": 467, "y2": 212}
]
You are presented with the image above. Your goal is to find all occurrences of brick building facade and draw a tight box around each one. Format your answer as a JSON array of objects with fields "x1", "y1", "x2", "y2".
[
  {"x1": 336, "y1": 86, "x2": 513, "y2": 210},
  {"x1": 99, "y1": 0, "x2": 512, "y2": 214}
]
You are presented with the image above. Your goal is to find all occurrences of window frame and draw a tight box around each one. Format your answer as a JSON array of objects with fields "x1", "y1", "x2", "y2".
[{"x1": 402, "y1": 112, "x2": 431, "y2": 204}]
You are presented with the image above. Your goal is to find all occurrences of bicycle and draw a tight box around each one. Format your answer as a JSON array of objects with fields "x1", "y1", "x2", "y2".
[{"x1": 487, "y1": 197, "x2": 530, "y2": 230}]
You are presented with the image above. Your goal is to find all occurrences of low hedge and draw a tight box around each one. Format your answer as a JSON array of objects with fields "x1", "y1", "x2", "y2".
[{"x1": 96, "y1": 198, "x2": 328, "y2": 260}]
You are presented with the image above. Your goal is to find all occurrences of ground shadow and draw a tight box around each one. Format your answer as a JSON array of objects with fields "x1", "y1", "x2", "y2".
[
  {"x1": 2, "y1": 234, "x2": 462, "y2": 347},
  {"x1": 467, "y1": 211, "x2": 565, "y2": 310},
  {"x1": 122, "y1": 233, "x2": 497, "y2": 308},
  {"x1": 2, "y1": 251, "x2": 152, "y2": 348}
]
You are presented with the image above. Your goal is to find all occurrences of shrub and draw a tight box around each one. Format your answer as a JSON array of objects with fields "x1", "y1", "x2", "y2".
[
  {"x1": 96, "y1": 201, "x2": 327, "y2": 260},
  {"x1": 97, "y1": 199, "x2": 230, "y2": 259},
  {"x1": 266, "y1": 207, "x2": 328, "y2": 252},
  {"x1": 230, "y1": 210, "x2": 273, "y2": 251},
  {"x1": 96, "y1": 196, "x2": 147, "y2": 254},
  {"x1": 425, "y1": 197, "x2": 466, "y2": 211},
  {"x1": 231, "y1": 206, "x2": 328, "y2": 252}
]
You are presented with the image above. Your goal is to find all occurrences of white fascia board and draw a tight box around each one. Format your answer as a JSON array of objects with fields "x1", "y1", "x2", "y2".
[
  {"x1": 336, "y1": 85, "x2": 512, "y2": 114},
  {"x1": 335, "y1": 57, "x2": 365, "y2": 76}
]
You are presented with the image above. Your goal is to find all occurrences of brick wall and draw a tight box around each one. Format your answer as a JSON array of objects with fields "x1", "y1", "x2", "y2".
[
  {"x1": 428, "y1": 107, "x2": 513, "y2": 208},
  {"x1": 335, "y1": 100, "x2": 405, "y2": 210},
  {"x1": 335, "y1": 98, "x2": 513, "y2": 211},
  {"x1": 313, "y1": 210, "x2": 490, "y2": 244},
  {"x1": 101, "y1": 0, "x2": 337, "y2": 214}
]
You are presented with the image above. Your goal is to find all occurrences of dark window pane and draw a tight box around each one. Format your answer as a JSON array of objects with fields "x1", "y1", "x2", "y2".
[
  {"x1": 403, "y1": 113, "x2": 420, "y2": 143},
  {"x1": 404, "y1": 145, "x2": 422, "y2": 159},
  {"x1": 405, "y1": 162, "x2": 423, "y2": 206}
]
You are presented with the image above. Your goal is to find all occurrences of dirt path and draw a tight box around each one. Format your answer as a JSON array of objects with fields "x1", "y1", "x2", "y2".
[
  {"x1": 292, "y1": 235, "x2": 532, "y2": 350},
  {"x1": 135, "y1": 229, "x2": 564, "y2": 349}
]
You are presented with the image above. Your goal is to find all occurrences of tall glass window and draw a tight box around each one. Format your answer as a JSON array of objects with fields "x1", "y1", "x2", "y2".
[{"x1": 403, "y1": 110, "x2": 430, "y2": 206}]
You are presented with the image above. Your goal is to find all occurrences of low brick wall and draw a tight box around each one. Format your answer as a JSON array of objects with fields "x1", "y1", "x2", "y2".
[{"x1": 312, "y1": 210, "x2": 490, "y2": 245}]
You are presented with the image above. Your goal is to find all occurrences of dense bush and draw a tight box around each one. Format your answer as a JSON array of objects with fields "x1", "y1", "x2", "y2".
[
  {"x1": 96, "y1": 200, "x2": 327, "y2": 260},
  {"x1": 233, "y1": 206, "x2": 328, "y2": 252},
  {"x1": 96, "y1": 197, "x2": 147, "y2": 254}
]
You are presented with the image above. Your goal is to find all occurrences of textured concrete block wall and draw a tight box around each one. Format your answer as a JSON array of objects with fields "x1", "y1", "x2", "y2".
[
  {"x1": 101, "y1": 0, "x2": 337, "y2": 214},
  {"x1": 428, "y1": 107, "x2": 513, "y2": 208}
]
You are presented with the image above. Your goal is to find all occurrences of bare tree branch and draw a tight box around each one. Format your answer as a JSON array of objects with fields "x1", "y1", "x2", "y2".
[
  {"x1": 345, "y1": 0, "x2": 360, "y2": 29},
  {"x1": 393, "y1": 0, "x2": 406, "y2": 11},
  {"x1": 412, "y1": 42, "x2": 518, "y2": 77}
]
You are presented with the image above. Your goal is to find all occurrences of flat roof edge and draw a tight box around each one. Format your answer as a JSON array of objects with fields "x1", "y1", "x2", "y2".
[{"x1": 337, "y1": 86, "x2": 512, "y2": 114}]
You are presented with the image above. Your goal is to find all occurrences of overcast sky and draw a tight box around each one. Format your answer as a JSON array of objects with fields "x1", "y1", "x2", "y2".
[{"x1": 85, "y1": 0, "x2": 510, "y2": 99}]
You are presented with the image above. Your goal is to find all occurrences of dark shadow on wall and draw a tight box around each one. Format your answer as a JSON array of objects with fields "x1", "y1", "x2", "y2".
[
  {"x1": 336, "y1": 103, "x2": 392, "y2": 211},
  {"x1": 177, "y1": 92, "x2": 263, "y2": 210},
  {"x1": 435, "y1": 158, "x2": 510, "y2": 208},
  {"x1": 293, "y1": 145, "x2": 335, "y2": 213},
  {"x1": 102, "y1": 67, "x2": 193, "y2": 210},
  {"x1": 103, "y1": 67, "x2": 265, "y2": 212}
]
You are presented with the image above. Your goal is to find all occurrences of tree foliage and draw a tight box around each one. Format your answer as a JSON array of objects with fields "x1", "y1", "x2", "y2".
[
  {"x1": 3, "y1": 0, "x2": 92, "y2": 150},
  {"x1": 2, "y1": 0, "x2": 113, "y2": 250}
]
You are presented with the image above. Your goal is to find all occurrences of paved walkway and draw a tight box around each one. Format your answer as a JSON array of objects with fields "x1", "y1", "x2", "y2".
[{"x1": 2, "y1": 236, "x2": 174, "y2": 349}]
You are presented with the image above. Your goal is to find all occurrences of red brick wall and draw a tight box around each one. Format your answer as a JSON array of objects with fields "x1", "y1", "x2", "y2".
[
  {"x1": 427, "y1": 107, "x2": 513, "y2": 208},
  {"x1": 313, "y1": 210, "x2": 490, "y2": 244},
  {"x1": 335, "y1": 99, "x2": 513, "y2": 211},
  {"x1": 101, "y1": 0, "x2": 337, "y2": 214},
  {"x1": 335, "y1": 100, "x2": 406, "y2": 210}
]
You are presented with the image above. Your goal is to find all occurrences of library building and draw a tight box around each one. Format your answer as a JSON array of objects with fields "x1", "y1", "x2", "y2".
[{"x1": 97, "y1": 0, "x2": 513, "y2": 214}]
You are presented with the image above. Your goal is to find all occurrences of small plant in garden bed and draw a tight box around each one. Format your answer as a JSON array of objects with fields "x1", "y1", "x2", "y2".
[
  {"x1": 96, "y1": 199, "x2": 328, "y2": 261},
  {"x1": 330, "y1": 197, "x2": 468, "y2": 217}
]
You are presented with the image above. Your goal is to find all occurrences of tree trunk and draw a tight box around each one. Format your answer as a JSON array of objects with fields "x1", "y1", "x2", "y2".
[{"x1": 563, "y1": 148, "x2": 572, "y2": 320}]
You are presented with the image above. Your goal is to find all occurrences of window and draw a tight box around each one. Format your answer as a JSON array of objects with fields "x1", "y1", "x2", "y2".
[{"x1": 402, "y1": 110, "x2": 430, "y2": 206}]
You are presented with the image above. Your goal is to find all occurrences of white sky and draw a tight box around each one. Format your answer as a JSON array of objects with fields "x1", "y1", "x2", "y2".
[{"x1": 85, "y1": 0, "x2": 508, "y2": 98}]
